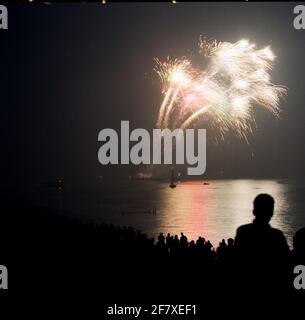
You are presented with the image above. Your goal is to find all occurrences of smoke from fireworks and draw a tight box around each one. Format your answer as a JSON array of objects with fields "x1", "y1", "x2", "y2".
[{"x1": 155, "y1": 38, "x2": 287, "y2": 141}]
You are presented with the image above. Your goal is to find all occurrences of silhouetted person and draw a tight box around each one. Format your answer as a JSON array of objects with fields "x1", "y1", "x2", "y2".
[
  {"x1": 166, "y1": 233, "x2": 171, "y2": 245},
  {"x1": 172, "y1": 235, "x2": 179, "y2": 253},
  {"x1": 227, "y1": 238, "x2": 234, "y2": 247},
  {"x1": 234, "y1": 194, "x2": 290, "y2": 292},
  {"x1": 158, "y1": 232, "x2": 165, "y2": 244},
  {"x1": 217, "y1": 239, "x2": 227, "y2": 261},
  {"x1": 180, "y1": 232, "x2": 188, "y2": 248}
]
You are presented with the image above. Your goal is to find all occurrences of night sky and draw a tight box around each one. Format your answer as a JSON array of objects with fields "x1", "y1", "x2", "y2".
[{"x1": 2, "y1": 3, "x2": 305, "y2": 189}]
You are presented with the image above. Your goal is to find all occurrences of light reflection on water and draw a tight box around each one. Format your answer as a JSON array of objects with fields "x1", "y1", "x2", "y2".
[
  {"x1": 36, "y1": 179, "x2": 305, "y2": 248},
  {"x1": 157, "y1": 180, "x2": 293, "y2": 247}
]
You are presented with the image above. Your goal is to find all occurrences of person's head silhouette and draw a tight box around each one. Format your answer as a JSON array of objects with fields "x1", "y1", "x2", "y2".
[{"x1": 253, "y1": 193, "x2": 274, "y2": 224}]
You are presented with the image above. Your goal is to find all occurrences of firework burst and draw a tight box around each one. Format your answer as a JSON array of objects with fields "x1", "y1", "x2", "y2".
[{"x1": 155, "y1": 38, "x2": 287, "y2": 141}]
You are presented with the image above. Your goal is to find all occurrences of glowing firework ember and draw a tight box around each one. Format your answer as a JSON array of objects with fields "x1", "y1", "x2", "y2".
[{"x1": 155, "y1": 38, "x2": 287, "y2": 141}]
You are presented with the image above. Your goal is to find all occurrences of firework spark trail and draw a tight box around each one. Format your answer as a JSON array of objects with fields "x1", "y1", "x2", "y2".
[
  {"x1": 156, "y1": 88, "x2": 172, "y2": 128},
  {"x1": 155, "y1": 58, "x2": 194, "y2": 128},
  {"x1": 163, "y1": 86, "x2": 181, "y2": 128},
  {"x1": 155, "y1": 38, "x2": 287, "y2": 140},
  {"x1": 180, "y1": 104, "x2": 211, "y2": 129}
]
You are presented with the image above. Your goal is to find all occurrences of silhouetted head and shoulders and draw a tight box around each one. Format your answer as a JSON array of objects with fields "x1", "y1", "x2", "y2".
[{"x1": 235, "y1": 194, "x2": 289, "y2": 259}]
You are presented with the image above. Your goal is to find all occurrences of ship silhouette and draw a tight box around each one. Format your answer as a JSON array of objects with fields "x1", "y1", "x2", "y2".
[{"x1": 169, "y1": 169, "x2": 176, "y2": 188}]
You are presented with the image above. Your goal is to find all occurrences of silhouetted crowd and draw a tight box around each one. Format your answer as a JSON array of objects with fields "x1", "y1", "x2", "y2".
[{"x1": 1, "y1": 194, "x2": 304, "y2": 301}]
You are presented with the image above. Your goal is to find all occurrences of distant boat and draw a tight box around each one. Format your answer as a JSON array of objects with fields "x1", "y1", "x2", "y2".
[
  {"x1": 203, "y1": 181, "x2": 210, "y2": 185},
  {"x1": 169, "y1": 169, "x2": 176, "y2": 188}
]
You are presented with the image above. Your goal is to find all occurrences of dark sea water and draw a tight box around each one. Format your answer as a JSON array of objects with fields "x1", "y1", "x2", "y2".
[{"x1": 30, "y1": 179, "x2": 305, "y2": 248}]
